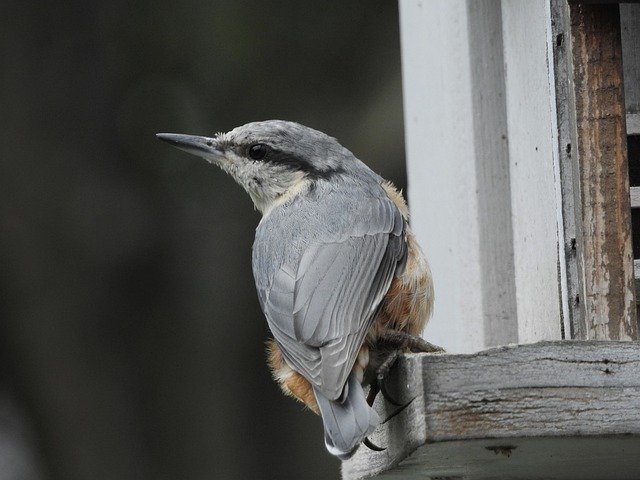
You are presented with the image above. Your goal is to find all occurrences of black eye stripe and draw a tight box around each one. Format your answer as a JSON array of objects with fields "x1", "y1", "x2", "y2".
[
  {"x1": 242, "y1": 143, "x2": 344, "y2": 180},
  {"x1": 248, "y1": 143, "x2": 268, "y2": 160}
]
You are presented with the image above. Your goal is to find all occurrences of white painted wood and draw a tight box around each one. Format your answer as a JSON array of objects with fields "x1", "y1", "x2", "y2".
[
  {"x1": 343, "y1": 341, "x2": 640, "y2": 479},
  {"x1": 631, "y1": 186, "x2": 640, "y2": 208},
  {"x1": 400, "y1": 0, "x2": 566, "y2": 350},
  {"x1": 500, "y1": 1, "x2": 564, "y2": 343},
  {"x1": 399, "y1": 0, "x2": 517, "y2": 353},
  {"x1": 634, "y1": 261, "x2": 639, "y2": 310},
  {"x1": 621, "y1": 4, "x2": 640, "y2": 115},
  {"x1": 628, "y1": 113, "x2": 640, "y2": 135}
]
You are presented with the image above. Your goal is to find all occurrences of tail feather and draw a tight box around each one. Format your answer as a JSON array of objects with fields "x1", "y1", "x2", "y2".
[{"x1": 313, "y1": 373, "x2": 379, "y2": 459}]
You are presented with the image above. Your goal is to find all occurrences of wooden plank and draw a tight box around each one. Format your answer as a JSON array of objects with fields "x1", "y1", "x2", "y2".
[
  {"x1": 628, "y1": 113, "x2": 640, "y2": 135},
  {"x1": 636, "y1": 260, "x2": 640, "y2": 329},
  {"x1": 342, "y1": 341, "x2": 640, "y2": 480},
  {"x1": 568, "y1": 3, "x2": 637, "y2": 340},
  {"x1": 622, "y1": 6, "x2": 640, "y2": 136},
  {"x1": 635, "y1": 261, "x2": 640, "y2": 314},
  {"x1": 500, "y1": 1, "x2": 564, "y2": 342},
  {"x1": 375, "y1": 437, "x2": 640, "y2": 480},
  {"x1": 399, "y1": 0, "x2": 517, "y2": 353},
  {"x1": 621, "y1": 4, "x2": 640, "y2": 115},
  {"x1": 550, "y1": 0, "x2": 584, "y2": 339},
  {"x1": 631, "y1": 186, "x2": 640, "y2": 208},
  {"x1": 466, "y1": 1, "x2": 518, "y2": 348}
]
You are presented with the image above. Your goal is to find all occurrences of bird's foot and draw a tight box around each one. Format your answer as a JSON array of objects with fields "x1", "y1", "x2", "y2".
[
  {"x1": 363, "y1": 332, "x2": 444, "y2": 455},
  {"x1": 369, "y1": 331, "x2": 441, "y2": 407},
  {"x1": 376, "y1": 350, "x2": 402, "y2": 406},
  {"x1": 367, "y1": 331, "x2": 443, "y2": 412},
  {"x1": 362, "y1": 350, "x2": 419, "y2": 454},
  {"x1": 377, "y1": 330, "x2": 445, "y2": 354},
  {"x1": 366, "y1": 349, "x2": 403, "y2": 407}
]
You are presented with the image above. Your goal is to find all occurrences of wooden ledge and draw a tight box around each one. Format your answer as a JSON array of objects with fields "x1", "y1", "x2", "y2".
[{"x1": 342, "y1": 341, "x2": 640, "y2": 479}]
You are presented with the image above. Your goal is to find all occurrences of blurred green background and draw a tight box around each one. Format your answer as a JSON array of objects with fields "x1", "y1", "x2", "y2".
[{"x1": 0, "y1": 1, "x2": 406, "y2": 479}]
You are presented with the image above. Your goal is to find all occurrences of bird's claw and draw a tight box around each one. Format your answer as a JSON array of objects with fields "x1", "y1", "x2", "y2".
[
  {"x1": 368, "y1": 348, "x2": 417, "y2": 414},
  {"x1": 377, "y1": 330, "x2": 445, "y2": 354},
  {"x1": 374, "y1": 349, "x2": 402, "y2": 405},
  {"x1": 363, "y1": 436, "x2": 386, "y2": 452},
  {"x1": 381, "y1": 395, "x2": 417, "y2": 424}
]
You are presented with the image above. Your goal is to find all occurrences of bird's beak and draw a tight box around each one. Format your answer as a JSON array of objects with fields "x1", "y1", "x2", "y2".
[{"x1": 156, "y1": 133, "x2": 224, "y2": 164}]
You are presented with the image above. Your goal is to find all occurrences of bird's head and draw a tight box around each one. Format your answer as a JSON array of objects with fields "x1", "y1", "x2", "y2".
[{"x1": 157, "y1": 120, "x2": 351, "y2": 214}]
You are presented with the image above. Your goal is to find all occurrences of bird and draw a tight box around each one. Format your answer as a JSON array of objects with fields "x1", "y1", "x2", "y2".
[{"x1": 157, "y1": 120, "x2": 440, "y2": 460}]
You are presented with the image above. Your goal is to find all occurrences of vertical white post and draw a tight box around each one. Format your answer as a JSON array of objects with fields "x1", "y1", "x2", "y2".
[
  {"x1": 400, "y1": 0, "x2": 517, "y2": 353},
  {"x1": 400, "y1": 0, "x2": 565, "y2": 351},
  {"x1": 500, "y1": 0, "x2": 564, "y2": 342}
]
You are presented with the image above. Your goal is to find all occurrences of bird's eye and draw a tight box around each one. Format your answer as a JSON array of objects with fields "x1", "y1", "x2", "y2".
[{"x1": 248, "y1": 143, "x2": 268, "y2": 160}]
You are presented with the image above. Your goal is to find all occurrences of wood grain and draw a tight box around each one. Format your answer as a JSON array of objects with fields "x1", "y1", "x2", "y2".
[
  {"x1": 621, "y1": 4, "x2": 640, "y2": 115},
  {"x1": 501, "y1": 0, "x2": 564, "y2": 343},
  {"x1": 569, "y1": 3, "x2": 637, "y2": 340},
  {"x1": 550, "y1": 0, "x2": 582, "y2": 339},
  {"x1": 343, "y1": 341, "x2": 640, "y2": 479}
]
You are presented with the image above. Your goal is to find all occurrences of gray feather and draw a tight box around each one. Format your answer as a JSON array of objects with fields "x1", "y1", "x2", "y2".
[
  {"x1": 313, "y1": 373, "x2": 379, "y2": 460},
  {"x1": 253, "y1": 174, "x2": 406, "y2": 401}
]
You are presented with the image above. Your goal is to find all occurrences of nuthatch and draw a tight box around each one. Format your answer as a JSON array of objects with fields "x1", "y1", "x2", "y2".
[{"x1": 157, "y1": 121, "x2": 439, "y2": 459}]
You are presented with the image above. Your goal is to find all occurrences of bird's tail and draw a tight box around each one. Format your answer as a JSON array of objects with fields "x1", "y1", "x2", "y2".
[{"x1": 313, "y1": 373, "x2": 380, "y2": 460}]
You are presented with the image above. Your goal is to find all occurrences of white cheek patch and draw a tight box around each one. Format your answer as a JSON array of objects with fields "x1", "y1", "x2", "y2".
[
  {"x1": 220, "y1": 153, "x2": 308, "y2": 214},
  {"x1": 218, "y1": 152, "x2": 244, "y2": 176}
]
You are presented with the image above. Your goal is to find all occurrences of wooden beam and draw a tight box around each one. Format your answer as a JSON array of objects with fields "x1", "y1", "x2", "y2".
[
  {"x1": 631, "y1": 186, "x2": 640, "y2": 208},
  {"x1": 343, "y1": 342, "x2": 640, "y2": 479},
  {"x1": 635, "y1": 261, "x2": 640, "y2": 305},
  {"x1": 629, "y1": 113, "x2": 640, "y2": 135},
  {"x1": 399, "y1": 0, "x2": 517, "y2": 352},
  {"x1": 352, "y1": 437, "x2": 640, "y2": 480},
  {"x1": 551, "y1": 0, "x2": 584, "y2": 339},
  {"x1": 621, "y1": 4, "x2": 640, "y2": 116},
  {"x1": 501, "y1": 0, "x2": 564, "y2": 343},
  {"x1": 569, "y1": 3, "x2": 637, "y2": 340}
]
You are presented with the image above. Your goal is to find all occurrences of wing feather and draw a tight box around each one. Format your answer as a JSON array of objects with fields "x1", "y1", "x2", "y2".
[{"x1": 255, "y1": 186, "x2": 406, "y2": 400}]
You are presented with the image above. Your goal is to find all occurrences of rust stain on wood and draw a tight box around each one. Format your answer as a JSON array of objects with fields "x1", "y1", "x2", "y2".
[{"x1": 569, "y1": 3, "x2": 637, "y2": 340}]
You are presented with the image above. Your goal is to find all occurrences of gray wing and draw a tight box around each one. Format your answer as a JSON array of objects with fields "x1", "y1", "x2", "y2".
[{"x1": 255, "y1": 191, "x2": 406, "y2": 401}]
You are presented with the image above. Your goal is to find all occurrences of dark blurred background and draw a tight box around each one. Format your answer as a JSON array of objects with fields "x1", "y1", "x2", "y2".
[{"x1": 0, "y1": 1, "x2": 406, "y2": 479}]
